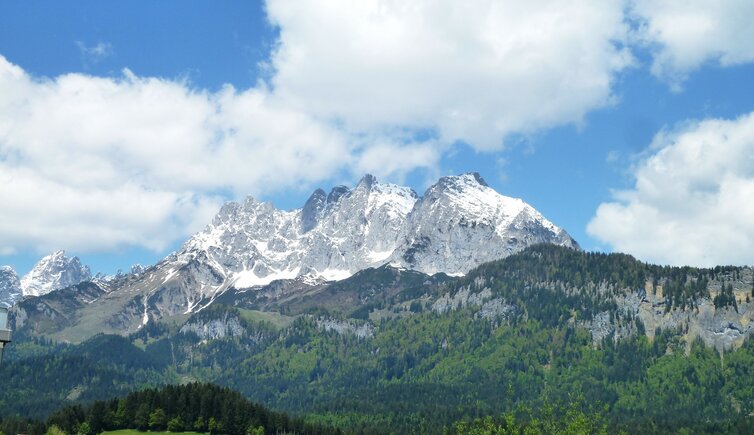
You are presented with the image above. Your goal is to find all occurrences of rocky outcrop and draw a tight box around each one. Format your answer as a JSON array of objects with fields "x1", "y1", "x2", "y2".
[
  {"x1": 20, "y1": 250, "x2": 91, "y2": 297},
  {"x1": 0, "y1": 266, "x2": 22, "y2": 306}
]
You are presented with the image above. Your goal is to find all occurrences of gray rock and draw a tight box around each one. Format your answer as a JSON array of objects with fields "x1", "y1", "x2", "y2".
[
  {"x1": 0, "y1": 266, "x2": 22, "y2": 306},
  {"x1": 20, "y1": 250, "x2": 92, "y2": 297}
]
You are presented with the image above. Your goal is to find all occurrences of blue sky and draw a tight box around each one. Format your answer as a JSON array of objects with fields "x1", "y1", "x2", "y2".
[{"x1": 2, "y1": 0, "x2": 754, "y2": 274}]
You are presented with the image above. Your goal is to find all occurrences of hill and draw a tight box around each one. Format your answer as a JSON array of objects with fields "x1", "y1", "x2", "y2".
[{"x1": 2, "y1": 245, "x2": 754, "y2": 433}]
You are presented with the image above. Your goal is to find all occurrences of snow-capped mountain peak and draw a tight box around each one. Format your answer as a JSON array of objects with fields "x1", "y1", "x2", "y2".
[
  {"x1": 389, "y1": 172, "x2": 579, "y2": 275},
  {"x1": 6, "y1": 172, "x2": 580, "y2": 334},
  {"x1": 0, "y1": 266, "x2": 22, "y2": 306},
  {"x1": 20, "y1": 250, "x2": 92, "y2": 297},
  {"x1": 175, "y1": 174, "x2": 420, "y2": 296},
  {"x1": 151, "y1": 173, "x2": 576, "y2": 309}
]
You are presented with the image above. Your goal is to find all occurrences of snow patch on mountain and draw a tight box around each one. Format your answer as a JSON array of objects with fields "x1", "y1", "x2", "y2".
[
  {"x1": 391, "y1": 173, "x2": 578, "y2": 275},
  {"x1": 0, "y1": 266, "x2": 22, "y2": 306},
  {"x1": 78, "y1": 172, "x2": 578, "y2": 319},
  {"x1": 168, "y1": 174, "x2": 420, "y2": 299},
  {"x1": 20, "y1": 250, "x2": 92, "y2": 297}
]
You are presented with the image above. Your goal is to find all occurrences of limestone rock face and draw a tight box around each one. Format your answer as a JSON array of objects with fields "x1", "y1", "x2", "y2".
[
  {"x1": 391, "y1": 173, "x2": 578, "y2": 275},
  {"x1": 9, "y1": 173, "x2": 579, "y2": 338},
  {"x1": 20, "y1": 250, "x2": 92, "y2": 297},
  {"x1": 172, "y1": 172, "x2": 576, "y2": 297},
  {"x1": 0, "y1": 266, "x2": 22, "y2": 306}
]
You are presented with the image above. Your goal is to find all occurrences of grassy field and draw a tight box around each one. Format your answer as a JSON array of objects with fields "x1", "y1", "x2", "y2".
[
  {"x1": 103, "y1": 430, "x2": 205, "y2": 435},
  {"x1": 238, "y1": 308, "x2": 297, "y2": 329}
]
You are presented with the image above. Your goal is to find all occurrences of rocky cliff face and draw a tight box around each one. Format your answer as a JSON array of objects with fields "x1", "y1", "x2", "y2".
[
  {"x1": 178, "y1": 173, "x2": 419, "y2": 294},
  {"x1": 19, "y1": 250, "x2": 92, "y2": 297},
  {"x1": 0, "y1": 266, "x2": 22, "y2": 306},
  {"x1": 391, "y1": 173, "x2": 578, "y2": 275},
  {"x1": 606, "y1": 274, "x2": 754, "y2": 352},
  {"x1": 9, "y1": 173, "x2": 579, "y2": 340},
  {"x1": 170, "y1": 172, "x2": 575, "y2": 294}
]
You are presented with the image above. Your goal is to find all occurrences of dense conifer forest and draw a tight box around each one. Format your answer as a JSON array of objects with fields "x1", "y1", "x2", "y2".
[{"x1": 0, "y1": 383, "x2": 336, "y2": 435}]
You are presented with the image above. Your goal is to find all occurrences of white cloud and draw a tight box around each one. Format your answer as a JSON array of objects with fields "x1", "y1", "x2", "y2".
[
  {"x1": 266, "y1": 0, "x2": 633, "y2": 150},
  {"x1": 354, "y1": 140, "x2": 441, "y2": 182},
  {"x1": 0, "y1": 55, "x2": 357, "y2": 254},
  {"x1": 0, "y1": 1, "x2": 643, "y2": 256},
  {"x1": 631, "y1": 0, "x2": 754, "y2": 87},
  {"x1": 588, "y1": 112, "x2": 754, "y2": 267},
  {"x1": 76, "y1": 41, "x2": 115, "y2": 65}
]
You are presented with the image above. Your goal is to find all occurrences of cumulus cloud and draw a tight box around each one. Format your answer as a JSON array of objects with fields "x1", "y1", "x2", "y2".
[
  {"x1": 631, "y1": 0, "x2": 754, "y2": 87},
  {"x1": 0, "y1": 1, "x2": 645, "y2": 256},
  {"x1": 353, "y1": 140, "x2": 442, "y2": 183},
  {"x1": 267, "y1": 0, "x2": 633, "y2": 150},
  {"x1": 0, "y1": 55, "x2": 355, "y2": 253},
  {"x1": 588, "y1": 112, "x2": 754, "y2": 267}
]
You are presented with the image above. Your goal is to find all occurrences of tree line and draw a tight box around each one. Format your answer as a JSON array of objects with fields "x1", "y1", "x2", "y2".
[{"x1": 1, "y1": 383, "x2": 337, "y2": 435}]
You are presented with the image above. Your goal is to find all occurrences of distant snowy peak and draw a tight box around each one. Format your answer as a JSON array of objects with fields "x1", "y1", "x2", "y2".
[
  {"x1": 20, "y1": 250, "x2": 92, "y2": 297},
  {"x1": 44, "y1": 172, "x2": 579, "y2": 323},
  {"x1": 176, "y1": 174, "x2": 419, "y2": 293},
  {"x1": 389, "y1": 172, "x2": 579, "y2": 275},
  {"x1": 166, "y1": 172, "x2": 576, "y2": 300},
  {"x1": 93, "y1": 263, "x2": 147, "y2": 285},
  {"x1": 425, "y1": 172, "x2": 559, "y2": 233},
  {"x1": 0, "y1": 266, "x2": 22, "y2": 306}
]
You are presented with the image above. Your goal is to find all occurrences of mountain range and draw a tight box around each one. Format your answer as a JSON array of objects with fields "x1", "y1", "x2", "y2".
[
  {"x1": 5, "y1": 172, "x2": 577, "y2": 340},
  {"x1": 4, "y1": 172, "x2": 754, "y2": 433},
  {"x1": 4, "y1": 244, "x2": 754, "y2": 432},
  {"x1": 0, "y1": 250, "x2": 91, "y2": 306}
]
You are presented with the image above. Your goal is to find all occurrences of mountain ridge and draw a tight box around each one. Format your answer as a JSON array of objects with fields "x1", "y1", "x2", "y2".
[
  {"x1": 8, "y1": 172, "x2": 578, "y2": 340},
  {"x1": 1, "y1": 250, "x2": 92, "y2": 306},
  {"x1": 5, "y1": 245, "x2": 754, "y2": 433}
]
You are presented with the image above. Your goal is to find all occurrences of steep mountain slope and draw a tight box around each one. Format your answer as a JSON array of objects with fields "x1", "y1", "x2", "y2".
[
  {"x1": 0, "y1": 266, "x2": 22, "y2": 306},
  {"x1": 141, "y1": 172, "x2": 575, "y2": 312},
  {"x1": 391, "y1": 173, "x2": 577, "y2": 274},
  {"x1": 1, "y1": 251, "x2": 93, "y2": 306},
  {"x1": 19, "y1": 250, "x2": 92, "y2": 297},
  {"x1": 5, "y1": 246, "x2": 754, "y2": 433},
  {"x1": 10, "y1": 173, "x2": 577, "y2": 340},
  {"x1": 11, "y1": 282, "x2": 109, "y2": 341}
]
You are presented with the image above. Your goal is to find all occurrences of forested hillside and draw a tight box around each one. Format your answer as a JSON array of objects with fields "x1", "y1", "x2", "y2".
[
  {"x1": 2, "y1": 246, "x2": 754, "y2": 433},
  {"x1": 0, "y1": 383, "x2": 336, "y2": 435}
]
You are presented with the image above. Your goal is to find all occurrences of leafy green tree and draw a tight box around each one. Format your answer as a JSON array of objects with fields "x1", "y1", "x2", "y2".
[
  {"x1": 149, "y1": 408, "x2": 167, "y2": 430},
  {"x1": 134, "y1": 403, "x2": 150, "y2": 431},
  {"x1": 193, "y1": 416, "x2": 207, "y2": 432},
  {"x1": 208, "y1": 417, "x2": 222, "y2": 434},
  {"x1": 75, "y1": 421, "x2": 91, "y2": 435},
  {"x1": 167, "y1": 416, "x2": 185, "y2": 432},
  {"x1": 44, "y1": 425, "x2": 65, "y2": 435}
]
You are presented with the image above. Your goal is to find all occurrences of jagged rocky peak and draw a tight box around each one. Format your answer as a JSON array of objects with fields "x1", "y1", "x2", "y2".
[
  {"x1": 301, "y1": 188, "x2": 327, "y2": 232},
  {"x1": 435, "y1": 171, "x2": 489, "y2": 189},
  {"x1": 92, "y1": 262, "x2": 147, "y2": 284},
  {"x1": 213, "y1": 201, "x2": 241, "y2": 225},
  {"x1": 20, "y1": 250, "x2": 92, "y2": 297},
  {"x1": 326, "y1": 185, "x2": 350, "y2": 205},
  {"x1": 0, "y1": 265, "x2": 22, "y2": 306},
  {"x1": 389, "y1": 172, "x2": 580, "y2": 275},
  {"x1": 129, "y1": 172, "x2": 577, "y2": 318},
  {"x1": 357, "y1": 173, "x2": 377, "y2": 188}
]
